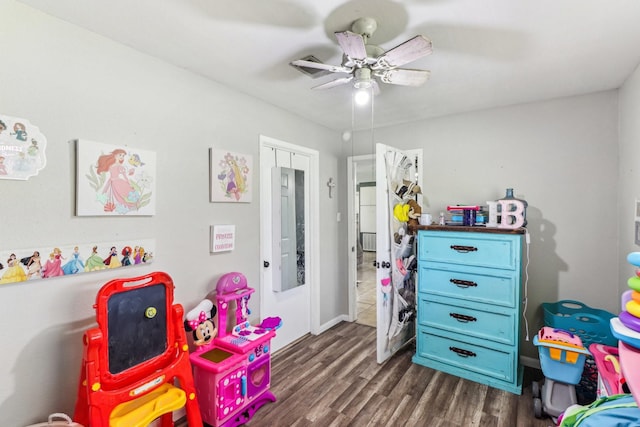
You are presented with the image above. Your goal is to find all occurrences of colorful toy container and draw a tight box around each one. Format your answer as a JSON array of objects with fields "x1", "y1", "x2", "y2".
[
  {"x1": 532, "y1": 327, "x2": 591, "y2": 421},
  {"x1": 534, "y1": 327, "x2": 590, "y2": 385},
  {"x1": 543, "y1": 300, "x2": 616, "y2": 402},
  {"x1": 588, "y1": 343, "x2": 623, "y2": 397}
]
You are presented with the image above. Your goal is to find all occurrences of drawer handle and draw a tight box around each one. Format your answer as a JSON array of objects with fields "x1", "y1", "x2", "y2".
[
  {"x1": 449, "y1": 346, "x2": 477, "y2": 358},
  {"x1": 449, "y1": 313, "x2": 477, "y2": 323},
  {"x1": 450, "y1": 278, "x2": 478, "y2": 288},
  {"x1": 450, "y1": 245, "x2": 478, "y2": 253}
]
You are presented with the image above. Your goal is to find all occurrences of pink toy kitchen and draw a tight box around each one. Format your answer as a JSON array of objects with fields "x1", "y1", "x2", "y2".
[{"x1": 186, "y1": 272, "x2": 282, "y2": 427}]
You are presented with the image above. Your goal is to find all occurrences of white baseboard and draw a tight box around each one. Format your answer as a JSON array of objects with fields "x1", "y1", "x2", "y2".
[
  {"x1": 318, "y1": 314, "x2": 349, "y2": 334},
  {"x1": 520, "y1": 355, "x2": 541, "y2": 370}
]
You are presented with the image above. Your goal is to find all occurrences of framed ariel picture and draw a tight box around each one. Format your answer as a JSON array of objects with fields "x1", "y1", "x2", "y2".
[
  {"x1": 76, "y1": 140, "x2": 157, "y2": 216},
  {"x1": 210, "y1": 148, "x2": 252, "y2": 203}
]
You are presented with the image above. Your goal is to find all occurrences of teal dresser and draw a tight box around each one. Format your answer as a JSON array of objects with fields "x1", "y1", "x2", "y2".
[{"x1": 412, "y1": 227, "x2": 525, "y2": 394}]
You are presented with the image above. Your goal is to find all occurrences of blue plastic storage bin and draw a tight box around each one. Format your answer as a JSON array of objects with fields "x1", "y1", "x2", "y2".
[{"x1": 542, "y1": 300, "x2": 617, "y2": 347}]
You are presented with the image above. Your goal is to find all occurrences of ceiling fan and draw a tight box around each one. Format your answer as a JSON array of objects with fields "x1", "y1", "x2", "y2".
[{"x1": 290, "y1": 17, "x2": 433, "y2": 94}]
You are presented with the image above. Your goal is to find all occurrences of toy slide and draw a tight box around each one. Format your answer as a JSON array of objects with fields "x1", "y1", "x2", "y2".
[{"x1": 589, "y1": 343, "x2": 623, "y2": 396}]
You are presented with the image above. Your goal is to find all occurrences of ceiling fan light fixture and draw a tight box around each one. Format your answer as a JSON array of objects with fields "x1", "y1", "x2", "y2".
[
  {"x1": 354, "y1": 79, "x2": 372, "y2": 89},
  {"x1": 354, "y1": 88, "x2": 371, "y2": 106},
  {"x1": 353, "y1": 67, "x2": 373, "y2": 89}
]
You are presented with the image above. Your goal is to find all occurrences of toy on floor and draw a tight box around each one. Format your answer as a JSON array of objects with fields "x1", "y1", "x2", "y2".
[
  {"x1": 588, "y1": 343, "x2": 626, "y2": 397},
  {"x1": 558, "y1": 394, "x2": 640, "y2": 427},
  {"x1": 188, "y1": 272, "x2": 281, "y2": 427},
  {"x1": 543, "y1": 299, "x2": 617, "y2": 403},
  {"x1": 532, "y1": 326, "x2": 590, "y2": 422},
  {"x1": 608, "y1": 251, "x2": 640, "y2": 408},
  {"x1": 25, "y1": 413, "x2": 84, "y2": 427},
  {"x1": 73, "y1": 271, "x2": 203, "y2": 427}
]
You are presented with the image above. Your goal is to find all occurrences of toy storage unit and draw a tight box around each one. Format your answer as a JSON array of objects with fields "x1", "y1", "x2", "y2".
[
  {"x1": 543, "y1": 299, "x2": 617, "y2": 403},
  {"x1": 412, "y1": 227, "x2": 525, "y2": 394},
  {"x1": 190, "y1": 347, "x2": 247, "y2": 426},
  {"x1": 532, "y1": 327, "x2": 590, "y2": 419}
]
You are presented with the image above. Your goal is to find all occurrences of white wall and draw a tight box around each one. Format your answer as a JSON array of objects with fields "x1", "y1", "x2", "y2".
[
  {"x1": 353, "y1": 92, "x2": 620, "y2": 358},
  {"x1": 618, "y1": 63, "x2": 640, "y2": 296},
  {"x1": 0, "y1": 2, "x2": 345, "y2": 425}
]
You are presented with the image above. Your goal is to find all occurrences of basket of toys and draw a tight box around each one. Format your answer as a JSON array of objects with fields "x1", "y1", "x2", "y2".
[{"x1": 542, "y1": 300, "x2": 617, "y2": 403}]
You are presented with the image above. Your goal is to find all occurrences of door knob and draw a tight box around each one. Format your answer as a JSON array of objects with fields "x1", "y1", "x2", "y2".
[{"x1": 263, "y1": 261, "x2": 270, "y2": 268}]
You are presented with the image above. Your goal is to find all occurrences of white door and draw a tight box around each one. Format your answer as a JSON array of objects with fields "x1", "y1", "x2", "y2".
[
  {"x1": 376, "y1": 143, "x2": 423, "y2": 363},
  {"x1": 260, "y1": 136, "x2": 319, "y2": 353}
]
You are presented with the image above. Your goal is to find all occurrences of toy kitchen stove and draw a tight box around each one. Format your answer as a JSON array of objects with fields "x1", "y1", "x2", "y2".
[{"x1": 189, "y1": 272, "x2": 281, "y2": 427}]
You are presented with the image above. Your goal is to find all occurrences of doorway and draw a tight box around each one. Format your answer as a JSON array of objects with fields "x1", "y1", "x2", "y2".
[
  {"x1": 347, "y1": 155, "x2": 376, "y2": 327},
  {"x1": 259, "y1": 135, "x2": 320, "y2": 353}
]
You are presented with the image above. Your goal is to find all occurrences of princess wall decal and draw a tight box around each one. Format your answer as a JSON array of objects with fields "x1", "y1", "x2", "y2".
[{"x1": 0, "y1": 114, "x2": 47, "y2": 180}]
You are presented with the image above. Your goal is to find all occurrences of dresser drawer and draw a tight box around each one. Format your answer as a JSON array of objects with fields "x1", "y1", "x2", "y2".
[
  {"x1": 417, "y1": 297, "x2": 516, "y2": 345},
  {"x1": 418, "y1": 264, "x2": 517, "y2": 308},
  {"x1": 418, "y1": 231, "x2": 520, "y2": 270},
  {"x1": 416, "y1": 328, "x2": 516, "y2": 383}
]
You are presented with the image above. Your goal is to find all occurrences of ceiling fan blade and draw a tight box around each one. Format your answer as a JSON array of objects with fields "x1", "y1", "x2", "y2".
[
  {"x1": 376, "y1": 68, "x2": 431, "y2": 86},
  {"x1": 375, "y1": 35, "x2": 433, "y2": 68},
  {"x1": 290, "y1": 59, "x2": 352, "y2": 74},
  {"x1": 312, "y1": 76, "x2": 353, "y2": 90},
  {"x1": 335, "y1": 31, "x2": 367, "y2": 60}
]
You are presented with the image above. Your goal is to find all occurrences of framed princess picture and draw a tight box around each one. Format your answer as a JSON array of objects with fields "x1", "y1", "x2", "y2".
[
  {"x1": 210, "y1": 148, "x2": 252, "y2": 203},
  {"x1": 76, "y1": 140, "x2": 157, "y2": 216}
]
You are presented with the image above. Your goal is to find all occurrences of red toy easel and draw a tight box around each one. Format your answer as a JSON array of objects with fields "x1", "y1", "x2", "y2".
[{"x1": 74, "y1": 272, "x2": 203, "y2": 427}]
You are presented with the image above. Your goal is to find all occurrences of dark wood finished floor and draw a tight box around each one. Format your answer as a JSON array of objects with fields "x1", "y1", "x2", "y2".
[{"x1": 182, "y1": 321, "x2": 554, "y2": 427}]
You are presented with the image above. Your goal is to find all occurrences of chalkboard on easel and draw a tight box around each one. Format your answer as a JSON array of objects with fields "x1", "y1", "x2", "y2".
[{"x1": 107, "y1": 283, "x2": 168, "y2": 374}]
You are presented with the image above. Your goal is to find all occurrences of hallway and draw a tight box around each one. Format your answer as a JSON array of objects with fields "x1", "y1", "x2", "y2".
[{"x1": 356, "y1": 251, "x2": 376, "y2": 327}]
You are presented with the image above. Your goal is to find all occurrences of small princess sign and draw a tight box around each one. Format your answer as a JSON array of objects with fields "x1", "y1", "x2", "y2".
[{"x1": 0, "y1": 114, "x2": 47, "y2": 180}]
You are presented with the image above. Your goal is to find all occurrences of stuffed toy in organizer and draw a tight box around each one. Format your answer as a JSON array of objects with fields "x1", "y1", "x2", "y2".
[{"x1": 406, "y1": 199, "x2": 422, "y2": 230}]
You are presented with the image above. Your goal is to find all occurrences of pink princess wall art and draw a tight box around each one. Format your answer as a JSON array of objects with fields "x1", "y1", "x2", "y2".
[
  {"x1": 210, "y1": 148, "x2": 252, "y2": 203},
  {"x1": 76, "y1": 140, "x2": 156, "y2": 216}
]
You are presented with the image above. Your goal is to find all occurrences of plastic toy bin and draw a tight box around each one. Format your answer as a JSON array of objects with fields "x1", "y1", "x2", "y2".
[
  {"x1": 542, "y1": 300, "x2": 617, "y2": 402},
  {"x1": 534, "y1": 336, "x2": 589, "y2": 384}
]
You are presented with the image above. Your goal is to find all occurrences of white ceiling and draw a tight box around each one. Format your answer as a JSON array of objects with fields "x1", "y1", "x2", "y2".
[{"x1": 19, "y1": 0, "x2": 640, "y2": 132}]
